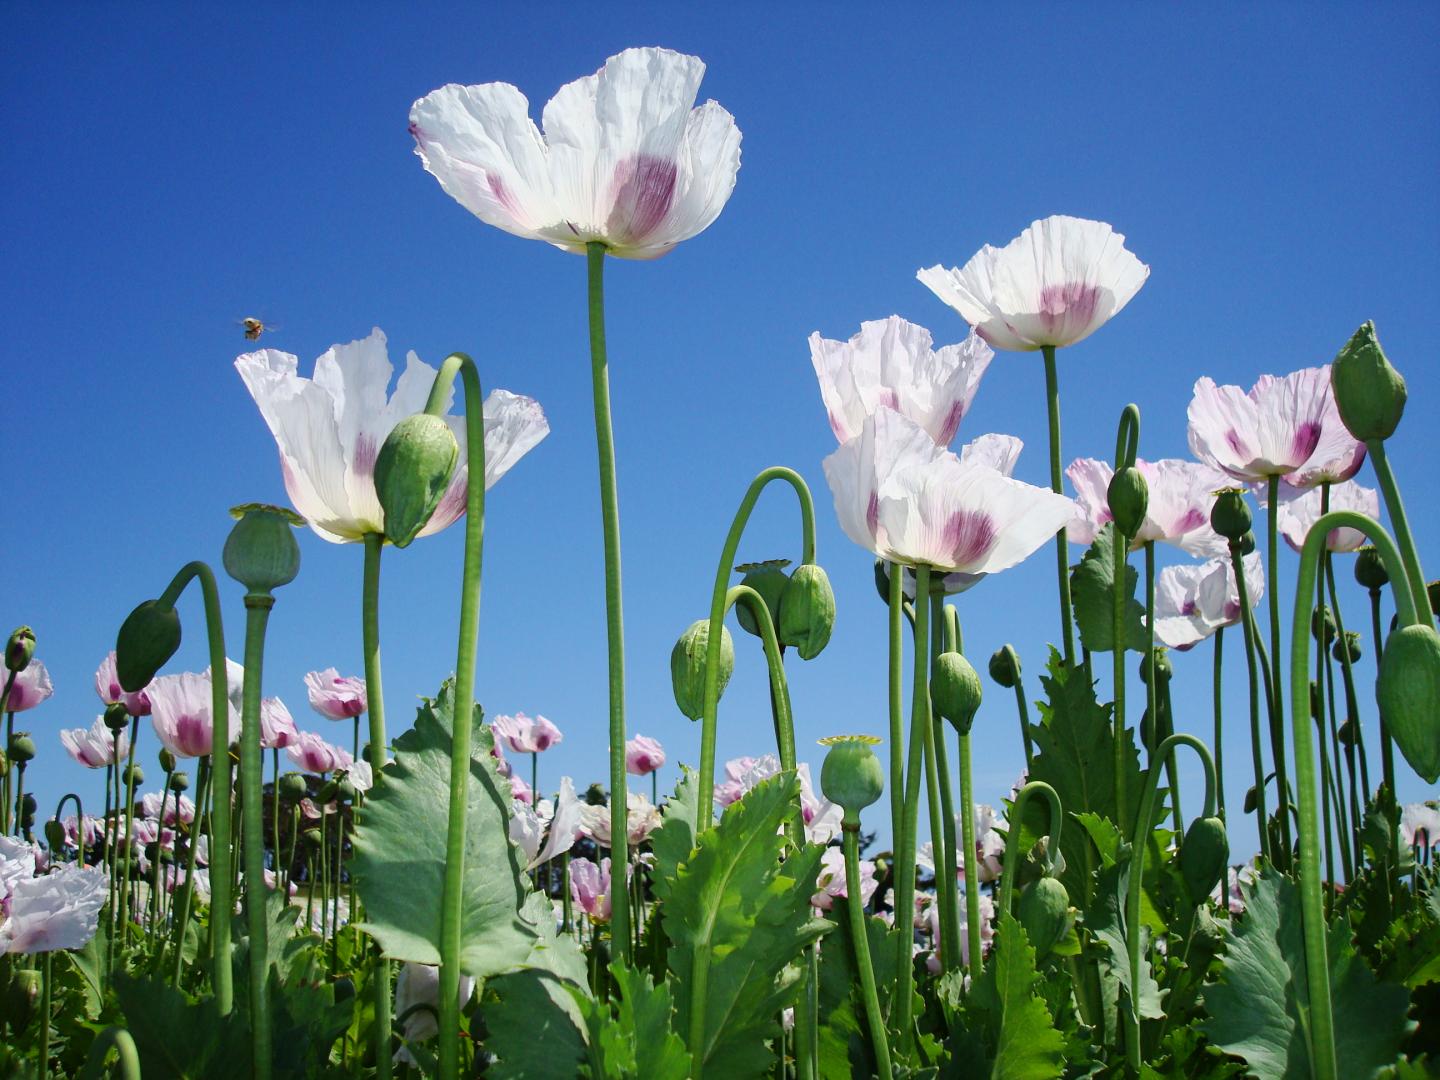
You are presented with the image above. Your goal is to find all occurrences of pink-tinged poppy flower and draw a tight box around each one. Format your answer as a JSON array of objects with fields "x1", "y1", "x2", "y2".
[
  {"x1": 922, "y1": 887, "x2": 995, "y2": 971},
  {"x1": 711, "y1": 754, "x2": 841, "y2": 844},
  {"x1": 509, "y1": 804, "x2": 545, "y2": 862},
  {"x1": 824, "y1": 410, "x2": 1075, "y2": 575},
  {"x1": 3, "y1": 660, "x2": 53, "y2": 712},
  {"x1": 236, "y1": 329, "x2": 549, "y2": 544},
  {"x1": 0, "y1": 837, "x2": 108, "y2": 955},
  {"x1": 918, "y1": 803, "x2": 1006, "y2": 886},
  {"x1": 95, "y1": 651, "x2": 152, "y2": 716},
  {"x1": 1151, "y1": 552, "x2": 1264, "y2": 651},
  {"x1": 59, "y1": 716, "x2": 129, "y2": 768},
  {"x1": 140, "y1": 792, "x2": 195, "y2": 827},
  {"x1": 62, "y1": 814, "x2": 102, "y2": 850},
  {"x1": 285, "y1": 730, "x2": 351, "y2": 775},
  {"x1": 1277, "y1": 381, "x2": 1366, "y2": 490},
  {"x1": 1211, "y1": 862, "x2": 1259, "y2": 916},
  {"x1": 1066, "y1": 457, "x2": 1231, "y2": 556},
  {"x1": 809, "y1": 316, "x2": 994, "y2": 445},
  {"x1": 1401, "y1": 803, "x2": 1440, "y2": 849},
  {"x1": 811, "y1": 846, "x2": 879, "y2": 911},
  {"x1": 917, "y1": 216, "x2": 1149, "y2": 351},
  {"x1": 1270, "y1": 480, "x2": 1380, "y2": 554},
  {"x1": 148, "y1": 672, "x2": 240, "y2": 760},
  {"x1": 570, "y1": 856, "x2": 614, "y2": 920},
  {"x1": 410, "y1": 47, "x2": 741, "y2": 260},
  {"x1": 1187, "y1": 367, "x2": 1349, "y2": 483},
  {"x1": 509, "y1": 775, "x2": 533, "y2": 805},
  {"x1": 343, "y1": 760, "x2": 373, "y2": 794},
  {"x1": 393, "y1": 963, "x2": 478, "y2": 1067},
  {"x1": 580, "y1": 792, "x2": 662, "y2": 847},
  {"x1": 260, "y1": 697, "x2": 300, "y2": 750},
  {"x1": 490, "y1": 712, "x2": 563, "y2": 754},
  {"x1": 304, "y1": 668, "x2": 367, "y2": 720},
  {"x1": 625, "y1": 734, "x2": 666, "y2": 776},
  {"x1": 529, "y1": 776, "x2": 583, "y2": 869}
]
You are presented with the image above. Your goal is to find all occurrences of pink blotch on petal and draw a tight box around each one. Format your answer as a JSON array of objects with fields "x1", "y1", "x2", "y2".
[
  {"x1": 1038, "y1": 282, "x2": 1100, "y2": 333},
  {"x1": 941, "y1": 510, "x2": 997, "y2": 568}
]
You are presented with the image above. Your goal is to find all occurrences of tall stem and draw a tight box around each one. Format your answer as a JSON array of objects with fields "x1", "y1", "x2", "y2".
[
  {"x1": 1265, "y1": 478, "x2": 1295, "y2": 862},
  {"x1": 239, "y1": 596, "x2": 275, "y2": 1078},
  {"x1": 360, "y1": 530, "x2": 393, "y2": 1080},
  {"x1": 1212, "y1": 627, "x2": 1226, "y2": 820},
  {"x1": 1369, "y1": 588, "x2": 1397, "y2": 796},
  {"x1": 938, "y1": 601, "x2": 970, "y2": 972},
  {"x1": 887, "y1": 564, "x2": 906, "y2": 853},
  {"x1": 170, "y1": 758, "x2": 211, "y2": 986},
  {"x1": 842, "y1": 824, "x2": 892, "y2": 1078},
  {"x1": 1230, "y1": 545, "x2": 1269, "y2": 861},
  {"x1": 920, "y1": 594, "x2": 951, "y2": 970},
  {"x1": 1367, "y1": 439, "x2": 1433, "y2": 623},
  {"x1": 1113, "y1": 528, "x2": 1131, "y2": 835},
  {"x1": 1042, "y1": 346, "x2": 1075, "y2": 664},
  {"x1": 893, "y1": 563, "x2": 931, "y2": 1048},
  {"x1": 117, "y1": 718, "x2": 141, "y2": 946},
  {"x1": 996, "y1": 781, "x2": 1064, "y2": 922},
  {"x1": 39, "y1": 952, "x2": 52, "y2": 1080}
]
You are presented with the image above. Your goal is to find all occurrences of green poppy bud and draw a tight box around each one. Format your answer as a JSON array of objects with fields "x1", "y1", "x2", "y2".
[
  {"x1": 734, "y1": 560, "x2": 789, "y2": 639},
  {"x1": 1430, "y1": 581, "x2": 1440, "y2": 620},
  {"x1": 279, "y1": 772, "x2": 308, "y2": 801},
  {"x1": 336, "y1": 775, "x2": 357, "y2": 803},
  {"x1": 301, "y1": 828, "x2": 323, "y2": 850},
  {"x1": 8, "y1": 732, "x2": 35, "y2": 763},
  {"x1": 374, "y1": 413, "x2": 460, "y2": 548},
  {"x1": 316, "y1": 779, "x2": 339, "y2": 803},
  {"x1": 169, "y1": 771, "x2": 190, "y2": 793},
  {"x1": 1377, "y1": 623, "x2": 1440, "y2": 783},
  {"x1": 1180, "y1": 816, "x2": 1229, "y2": 905},
  {"x1": 1354, "y1": 546, "x2": 1389, "y2": 591},
  {"x1": 873, "y1": 559, "x2": 893, "y2": 606},
  {"x1": 1017, "y1": 876, "x2": 1071, "y2": 959},
  {"x1": 1243, "y1": 784, "x2": 1258, "y2": 815},
  {"x1": 1236, "y1": 531, "x2": 1257, "y2": 557},
  {"x1": 1333, "y1": 631, "x2": 1362, "y2": 665},
  {"x1": 19, "y1": 794, "x2": 35, "y2": 825},
  {"x1": 931, "y1": 651, "x2": 983, "y2": 734},
  {"x1": 158, "y1": 748, "x2": 178, "y2": 774},
  {"x1": 1139, "y1": 648, "x2": 1172, "y2": 686},
  {"x1": 334, "y1": 977, "x2": 356, "y2": 1004},
  {"x1": 988, "y1": 644, "x2": 1021, "y2": 689},
  {"x1": 1107, "y1": 466, "x2": 1149, "y2": 538},
  {"x1": 818, "y1": 735, "x2": 885, "y2": 826},
  {"x1": 1210, "y1": 488, "x2": 1252, "y2": 542},
  {"x1": 5, "y1": 626, "x2": 35, "y2": 673},
  {"x1": 1311, "y1": 605, "x2": 1336, "y2": 647},
  {"x1": 123, "y1": 764, "x2": 145, "y2": 787},
  {"x1": 104, "y1": 702, "x2": 130, "y2": 732},
  {"x1": 8, "y1": 968, "x2": 41, "y2": 1031},
  {"x1": 1338, "y1": 717, "x2": 1358, "y2": 748},
  {"x1": 670, "y1": 619, "x2": 734, "y2": 721},
  {"x1": 44, "y1": 818, "x2": 67, "y2": 852},
  {"x1": 223, "y1": 504, "x2": 302, "y2": 594},
  {"x1": 778, "y1": 564, "x2": 836, "y2": 660},
  {"x1": 1330, "y1": 321, "x2": 1406, "y2": 442},
  {"x1": 115, "y1": 599, "x2": 182, "y2": 693}
]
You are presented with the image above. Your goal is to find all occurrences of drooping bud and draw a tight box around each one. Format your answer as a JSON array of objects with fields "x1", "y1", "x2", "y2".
[
  {"x1": 123, "y1": 764, "x2": 144, "y2": 787},
  {"x1": 301, "y1": 828, "x2": 323, "y2": 850},
  {"x1": 1354, "y1": 546, "x2": 1389, "y2": 591},
  {"x1": 103, "y1": 702, "x2": 130, "y2": 732},
  {"x1": 778, "y1": 564, "x2": 836, "y2": 660},
  {"x1": 1210, "y1": 489, "x2": 1252, "y2": 542},
  {"x1": 734, "y1": 560, "x2": 789, "y2": 639},
  {"x1": 1333, "y1": 631, "x2": 1363, "y2": 665},
  {"x1": 7, "y1": 969, "x2": 41, "y2": 1031},
  {"x1": 169, "y1": 771, "x2": 190, "y2": 793},
  {"x1": 670, "y1": 620, "x2": 735, "y2": 721},
  {"x1": 336, "y1": 775, "x2": 357, "y2": 803},
  {"x1": 1338, "y1": 717, "x2": 1358, "y2": 748},
  {"x1": 1237, "y1": 531, "x2": 1257, "y2": 557},
  {"x1": 374, "y1": 413, "x2": 460, "y2": 548},
  {"x1": 43, "y1": 818, "x2": 67, "y2": 852},
  {"x1": 115, "y1": 600, "x2": 182, "y2": 692},
  {"x1": 1243, "y1": 784, "x2": 1258, "y2": 815},
  {"x1": 19, "y1": 794, "x2": 35, "y2": 826},
  {"x1": 1107, "y1": 466, "x2": 1149, "y2": 538},
  {"x1": 1310, "y1": 605, "x2": 1336, "y2": 647},
  {"x1": 1180, "y1": 816, "x2": 1229, "y2": 905},
  {"x1": 8, "y1": 732, "x2": 35, "y2": 763},
  {"x1": 5, "y1": 626, "x2": 35, "y2": 672},
  {"x1": 818, "y1": 735, "x2": 885, "y2": 826},
  {"x1": 1377, "y1": 623, "x2": 1440, "y2": 783},
  {"x1": 223, "y1": 503, "x2": 302, "y2": 594},
  {"x1": 931, "y1": 651, "x2": 983, "y2": 734},
  {"x1": 1016, "y1": 876, "x2": 1071, "y2": 959},
  {"x1": 279, "y1": 772, "x2": 308, "y2": 801},
  {"x1": 873, "y1": 559, "x2": 894, "y2": 606},
  {"x1": 1330, "y1": 321, "x2": 1406, "y2": 442},
  {"x1": 1139, "y1": 648, "x2": 1172, "y2": 686},
  {"x1": 158, "y1": 748, "x2": 177, "y2": 774},
  {"x1": 988, "y1": 644, "x2": 1021, "y2": 689}
]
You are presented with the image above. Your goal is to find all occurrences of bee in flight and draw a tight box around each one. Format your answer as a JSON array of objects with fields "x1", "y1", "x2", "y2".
[{"x1": 239, "y1": 317, "x2": 279, "y2": 341}]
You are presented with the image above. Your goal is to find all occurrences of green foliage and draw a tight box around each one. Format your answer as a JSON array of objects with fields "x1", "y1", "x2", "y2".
[
  {"x1": 651, "y1": 765, "x2": 701, "y2": 886},
  {"x1": 569, "y1": 961, "x2": 692, "y2": 1079},
  {"x1": 816, "y1": 897, "x2": 902, "y2": 1078},
  {"x1": 661, "y1": 772, "x2": 830, "y2": 1078},
  {"x1": 1084, "y1": 858, "x2": 1166, "y2": 1021},
  {"x1": 962, "y1": 915, "x2": 1068, "y2": 1079},
  {"x1": 1070, "y1": 524, "x2": 1149, "y2": 654},
  {"x1": 484, "y1": 969, "x2": 589, "y2": 1080},
  {"x1": 114, "y1": 973, "x2": 252, "y2": 1078},
  {"x1": 1201, "y1": 866, "x2": 1414, "y2": 1079}
]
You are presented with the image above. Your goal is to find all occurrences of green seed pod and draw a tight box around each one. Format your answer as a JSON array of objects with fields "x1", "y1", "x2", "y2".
[
  {"x1": 115, "y1": 599, "x2": 182, "y2": 693},
  {"x1": 1236, "y1": 530, "x2": 1257, "y2": 557},
  {"x1": 279, "y1": 771, "x2": 308, "y2": 801},
  {"x1": 169, "y1": 770, "x2": 190, "y2": 793},
  {"x1": 1330, "y1": 321, "x2": 1406, "y2": 442},
  {"x1": 1017, "y1": 876, "x2": 1071, "y2": 959},
  {"x1": 223, "y1": 503, "x2": 302, "y2": 594},
  {"x1": 103, "y1": 702, "x2": 130, "y2": 732},
  {"x1": 8, "y1": 733, "x2": 35, "y2": 763},
  {"x1": 1181, "y1": 816, "x2": 1230, "y2": 905},
  {"x1": 19, "y1": 793, "x2": 35, "y2": 825},
  {"x1": 818, "y1": 735, "x2": 885, "y2": 826},
  {"x1": 988, "y1": 644, "x2": 1021, "y2": 689},
  {"x1": 1211, "y1": 489, "x2": 1252, "y2": 542},
  {"x1": 1354, "y1": 546, "x2": 1389, "y2": 591},
  {"x1": 374, "y1": 413, "x2": 460, "y2": 548},
  {"x1": 1107, "y1": 466, "x2": 1150, "y2": 539},
  {"x1": 734, "y1": 560, "x2": 789, "y2": 639},
  {"x1": 5, "y1": 626, "x2": 35, "y2": 673},
  {"x1": 1139, "y1": 648, "x2": 1172, "y2": 686},
  {"x1": 1333, "y1": 631, "x2": 1362, "y2": 665},
  {"x1": 1377, "y1": 623, "x2": 1440, "y2": 783},
  {"x1": 931, "y1": 651, "x2": 983, "y2": 734},
  {"x1": 1311, "y1": 605, "x2": 1336, "y2": 647},
  {"x1": 778, "y1": 564, "x2": 836, "y2": 660},
  {"x1": 670, "y1": 619, "x2": 735, "y2": 721},
  {"x1": 123, "y1": 764, "x2": 144, "y2": 787},
  {"x1": 43, "y1": 818, "x2": 67, "y2": 852},
  {"x1": 158, "y1": 748, "x2": 177, "y2": 774}
]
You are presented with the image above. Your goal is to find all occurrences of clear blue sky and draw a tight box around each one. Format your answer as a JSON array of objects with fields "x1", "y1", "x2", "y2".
[{"x1": 7, "y1": 5, "x2": 1438, "y2": 856}]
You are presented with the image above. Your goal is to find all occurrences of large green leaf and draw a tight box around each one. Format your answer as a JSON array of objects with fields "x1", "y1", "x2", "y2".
[
  {"x1": 651, "y1": 765, "x2": 701, "y2": 888},
  {"x1": 484, "y1": 968, "x2": 590, "y2": 1080},
  {"x1": 1071, "y1": 523, "x2": 1149, "y2": 654},
  {"x1": 816, "y1": 897, "x2": 903, "y2": 1078},
  {"x1": 663, "y1": 772, "x2": 830, "y2": 1078},
  {"x1": 967, "y1": 915, "x2": 1067, "y2": 1079},
  {"x1": 1085, "y1": 859, "x2": 1167, "y2": 1021},
  {"x1": 350, "y1": 682, "x2": 558, "y2": 978},
  {"x1": 114, "y1": 974, "x2": 252, "y2": 1078},
  {"x1": 1201, "y1": 867, "x2": 1414, "y2": 1079},
  {"x1": 569, "y1": 962, "x2": 692, "y2": 1080}
]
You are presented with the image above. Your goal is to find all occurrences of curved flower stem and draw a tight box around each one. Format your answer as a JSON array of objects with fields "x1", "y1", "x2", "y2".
[
  {"x1": 1126, "y1": 732, "x2": 1216, "y2": 1072},
  {"x1": 423, "y1": 352, "x2": 489, "y2": 1080},
  {"x1": 1366, "y1": 438, "x2": 1433, "y2": 623},
  {"x1": 117, "y1": 717, "x2": 141, "y2": 945},
  {"x1": 842, "y1": 822, "x2": 892, "y2": 1078},
  {"x1": 237, "y1": 594, "x2": 276, "y2": 1077},
  {"x1": 1317, "y1": 487, "x2": 1353, "y2": 882},
  {"x1": 996, "y1": 780, "x2": 1064, "y2": 923},
  {"x1": 1369, "y1": 587, "x2": 1397, "y2": 797},
  {"x1": 154, "y1": 561, "x2": 233, "y2": 1014},
  {"x1": 1265, "y1": 477, "x2": 1295, "y2": 863},
  {"x1": 169, "y1": 757, "x2": 211, "y2": 985},
  {"x1": 894, "y1": 563, "x2": 932, "y2": 1049},
  {"x1": 695, "y1": 467, "x2": 817, "y2": 816},
  {"x1": 1213, "y1": 627, "x2": 1226, "y2": 820},
  {"x1": 53, "y1": 793, "x2": 84, "y2": 863},
  {"x1": 1042, "y1": 346, "x2": 1076, "y2": 664},
  {"x1": 887, "y1": 564, "x2": 906, "y2": 854},
  {"x1": 1289, "y1": 510, "x2": 1415, "y2": 1080},
  {"x1": 81, "y1": 1026, "x2": 140, "y2": 1080}
]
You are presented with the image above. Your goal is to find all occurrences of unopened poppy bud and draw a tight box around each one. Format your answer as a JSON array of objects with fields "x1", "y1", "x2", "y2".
[
  {"x1": 818, "y1": 735, "x2": 884, "y2": 826},
  {"x1": 223, "y1": 504, "x2": 302, "y2": 594},
  {"x1": 5, "y1": 626, "x2": 35, "y2": 673},
  {"x1": 1354, "y1": 547, "x2": 1389, "y2": 591},
  {"x1": 988, "y1": 644, "x2": 1021, "y2": 689},
  {"x1": 158, "y1": 748, "x2": 177, "y2": 774},
  {"x1": 1243, "y1": 784, "x2": 1258, "y2": 815},
  {"x1": 123, "y1": 764, "x2": 144, "y2": 787},
  {"x1": 778, "y1": 564, "x2": 836, "y2": 660},
  {"x1": 1377, "y1": 623, "x2": 1440, "y2": 783},
  {"x1": 1236, "y1": 531, "x2": 1257, "y2": 557},
  {"x1": 374, "y1": 413, "x2": 460, "y2": 548},
  {"x1": 1211, "y1": 489, "x2": 1252, "y2": 542},
  {"x1": 19, "y1": 794, "x2": 35, "y2": 825},
  {"x1": 301, "y1": 828, "x2": 323, "y2": 850},
  {"x1": 336, "y1": 776, "x2": 357, "y2": 803},
  {"x1": 1181, "y1": 816, "x2": 1229, "y2": 906},
  {"x1": 670, "y1": 619, "x2": 734, "y2": 721},
  {"x1": 1309, "y1": 681, "x2": 1323, "y2": 725},
  {"x1": 8, "y1": 732, "x2": 35, "y2": 763},
  {"x1": 115, "y1": 599, "x2": 182, "y2": 693},
  {"x1": 334, "y1": 977, "x2": 356, "y2": 1003},
  {"x1": 169, "y1": 771, "x2": 190, "y2": 793},
  {"x1": 103, "y1": 702, "x2": 130, "y2": 732},
  {"x1": 1017, "y1": 876, "x2": 1070, "y2": 959},
  {"x1": 317, "y1": 779, "x2": 339, "y2": 803},
  {"x1": 1338, "y1": 717, "x2": 1358, "y2": 748},
  {"x1": 1331, "y1": 321, "x2": 1406, "y2": 441},
  {"x1": 1139, "y1": 648, "x2": 1172, "y2": 686},
  {"x1": 8, "y1": 968, "x2": 41, "y2": 1030},
  {"x1": 43, "y1": 818, "x2": 67, "y2": 852},
  {"x1": 1333, "y1": 631, "x2": 1362, "y2": 665},
  {"x1": 734, "y1": 560, "x2": 788, "y2": 639},
  {"x1": 1311, "y1": 605, "x2": 1336, "y2": 647},
  {"x1": 1430, "y1": 582, "x2": 1440, "y2": 620},
  {"x1": 1107, "y1": 466, "x2": 1149, "y2": 538},
  {"x1": 279, "y1": 772, "x2": 308, "y2": 801},
  {"x1": 931, "y1": 651, "x2": 983, "y2": 733},
  {"x1": 873, "y1": 559, "x2": 893, "y2": 605}
]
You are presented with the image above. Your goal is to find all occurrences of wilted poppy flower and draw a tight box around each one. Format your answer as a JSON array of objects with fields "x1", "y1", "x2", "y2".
[
  {"x1": 1151, "y1": 552, "x2": 1264, "y2": 650},
  {"x1": 1066, "y1": 457, "x2": 1230, "y2": 555},
  {"x1": 59, "y1": 716, "x2": 129, "y2": 768},
  {"x1": 148, "y1": 672, "x2": 240, "y2": 759},
  {"x1": 809, "y1": 316, "x2": 993, "y2": 445},
  {"x1": 236, "y1": 329, "x2": 549, "y2": 544},
  {"x1": 410, "y1": 47, "x2": 741, "y2": 260},
  {"x1": 304, "y1": 669, "x2": 367, "y2": 720},
  {"x1": 624, "y1": 734, "x2": 666, "y2": 776},
  {"x1": 95, "y1": 651, "x2": 152, "y2": 716},
  {"x1": 917, "y1": 216, "x2": 1150, "y2": 351},
  {"x1": 490, "y1": 712, "x2": 563, "y2": 754},
  {"x1": 1270, "y1": 480, "x2": 1380, "y2": 554},
  {"x1": 285, "y1": 731, "x2": 351, "y2": 775},
  {"x1": 3, "y1": 660, "x2": 53, "y2": 712}
]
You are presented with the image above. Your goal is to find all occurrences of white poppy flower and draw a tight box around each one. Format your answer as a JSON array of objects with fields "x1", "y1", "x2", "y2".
[
  {"x1": 917, "y1": 216, "x2": 1149, "y2": 351},
  {"x1": 409, "y1": 47, "x2": 741, "y2": 260},
  {"x1": 1269, "y1": 480, "x2": 1380, "y2": 554},
  {"x1": 236, "y1": 329, "x2": 549, "y2": 544},
  {"x1": 1066, "y1": 457, "x2": 1231, "y2": 555},
  {"x1": 1151, "y1": 552, "x2": 1264, "y2": 650},
  {"x1": 1187, "y1": 366, "x2": 1345, "y2": 483}
]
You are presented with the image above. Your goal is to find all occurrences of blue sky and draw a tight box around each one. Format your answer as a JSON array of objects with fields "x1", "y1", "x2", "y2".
[{"x1": 7, "y1": 4, "x2": 1438, "y2": 857}]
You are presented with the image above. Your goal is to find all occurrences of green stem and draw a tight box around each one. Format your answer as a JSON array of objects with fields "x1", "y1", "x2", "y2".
[
  {"x1": 117, "y1": 717, "x2": 140, "y2": 946},
  {"x1": 842, "y1": 824, "x2": 892, "y2": 1078},
  {"x1": 996, "y1": 780, "x2": 1064, "y2": 922},
  {"x1": 893, "y1": 563, "x2": 932, "y2": 1048},
  {"x1": 39, "y1": 951, "x2": 51, "y2": 1079},
  {"x1": 938, "y1": 601, "x2": 968, "y2": 972},
  {"x1": 1213, "y1": 627, "x2": 1226, "y2": 820},
  {"x1": 1265, "y1": 478, "x2": 1295, "y2": 863},
  {"x1": 920, "y1": 594, "x2": 951, "y2": 971},
  {"x1": 360, "y1": 530, "x2": 393, "y2": 1080},
  {"x1": 81, "y1": 1027, "x2": 141, "y2": 1080},
  {"x1": 957, "y1": 731, "x2": 982, "y2": 975},
  {"x1": 270, "y1": 749, "x2": 280, "y2": 888},
  {"x1": 1013, "y1": 680, "x2": 1034, "y2": 772},
  {"x1": 169, "y1": 757, "x2": 210, "y2": 985},
  {"x1": 1366, "y1": 439, "x2": 1433, "y2": 623},
  {"x1": 1042, "y1": 345, "x2": 1076, "y2": 664},
  {"x1": 887, "y1": 564, "x2": 906, "y2": 858},
  {"x1": 1370, "y1": 588, "x2": 1397, "y2": 797},
  {"x1": 240, "y1": 595, "x2": 275, "y2": 1078},
  {"x1": 1113, "y1": 527, "x2": 1131, "y2": 835}
]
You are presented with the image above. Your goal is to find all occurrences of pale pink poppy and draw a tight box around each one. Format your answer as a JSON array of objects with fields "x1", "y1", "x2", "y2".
[
  {"x1": 570, "y1": 856, "x2": 613, "y2": 920},
  {"x1": 260, "y1": 697, "x2": 301, "y2": 750},
  {"x1": 0, "y1": 837, "x2": 108, "y2": 954},
  {"x1": 1401, "y1": 803, "x2": 1440, "y2": 851},
  {"x1": 811, "y1": 846, "x2": 878, "y2": 911},
  {"x1": 624, "y1": 734, "x2": 666, "y2": 776},
  {"x1": 393, "y1": 962, "x2": 477, "y2": 1067},
  {"x1": 59, "y1": 716, "x2": 129, "y2": 768},
  {"x1": 94, "y1": 651, "x2": 152, "y2": 716},
  {"x1": 304, "y1": 669, "x2": 367, "y2": 720},
  {"x1": 529, "y1": 777, "x2": 584, "y2": 869},
  {"x1": 1066, "y1": 457, "x2": 1230, "y2": 555},
  {"x1": 3, "y1": 660, "x2": 53, "y2": 713},
  {"x1": 285, "y1": 730, "x2": 351, "y2": 775},
  {"x1": 1151, "y1": 552, "x2": 1265, "y2": 651},
  {"x1": 148, "y1": 672, "x2": 239, "y2": 759},
  {"x1": 490, "y1": 712, "x2": 563, "y2": 754},
  {"x1": 1270, "y1": 480, "x2": 1380, "y2": 554}
]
